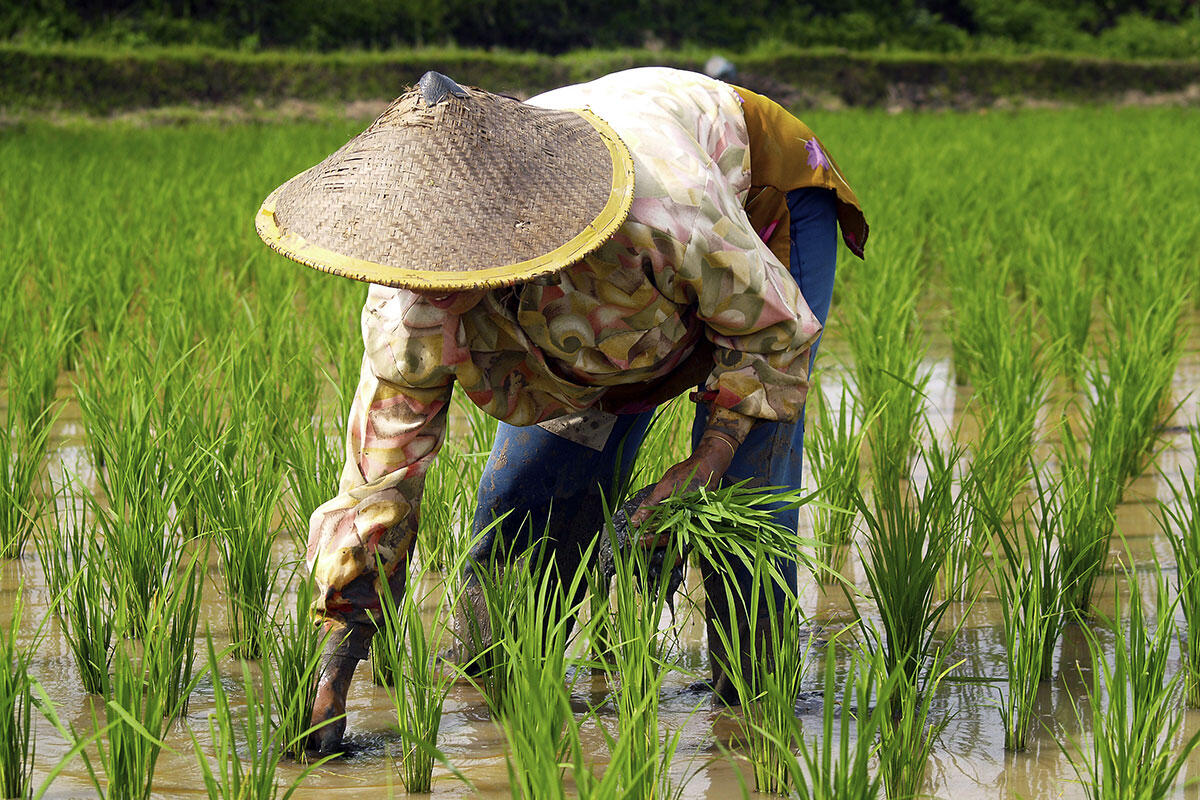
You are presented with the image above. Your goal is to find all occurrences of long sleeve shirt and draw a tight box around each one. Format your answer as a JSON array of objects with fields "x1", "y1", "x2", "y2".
[{"x1": 308, "y1": 68, "x2": 866, "y2": 618}]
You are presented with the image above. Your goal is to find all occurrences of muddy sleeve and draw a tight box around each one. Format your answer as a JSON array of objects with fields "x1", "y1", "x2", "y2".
[{"x1": 307, "y1": 296, "x2": 453, "y2": 622}]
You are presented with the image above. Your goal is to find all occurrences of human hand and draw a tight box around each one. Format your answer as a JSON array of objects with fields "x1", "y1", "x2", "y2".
[{"x1": 629, "y1": 432, "x2": 739, "y2": 531}]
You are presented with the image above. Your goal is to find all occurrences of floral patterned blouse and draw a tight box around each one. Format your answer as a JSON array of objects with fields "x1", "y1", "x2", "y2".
[{"x1": 307, "y1": 67, "x2": 867, "y2": 623}]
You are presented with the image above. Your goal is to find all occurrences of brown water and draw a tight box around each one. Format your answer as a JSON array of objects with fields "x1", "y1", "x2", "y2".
[{"x1": 5, "y1": 313, "x2": 1200, "y2": 799}]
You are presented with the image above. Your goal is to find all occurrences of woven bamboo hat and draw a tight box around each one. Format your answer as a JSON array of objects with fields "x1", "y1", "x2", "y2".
[{"x1": 255, "y1": 72, "x2": 635, "y2": 291}]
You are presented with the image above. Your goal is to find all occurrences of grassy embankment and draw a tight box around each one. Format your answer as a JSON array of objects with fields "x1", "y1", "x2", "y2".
[{"x1": 1, "y1": 42, "x2": 1199, "y2": 118}]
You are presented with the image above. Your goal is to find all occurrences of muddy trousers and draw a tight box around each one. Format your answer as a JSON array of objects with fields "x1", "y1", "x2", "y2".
[{"x1": 466, "y1": 187, "x2": 838, "y2": 700}]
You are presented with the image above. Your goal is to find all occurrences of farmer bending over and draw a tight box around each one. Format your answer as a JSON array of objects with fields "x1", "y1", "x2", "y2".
[{"x1": 255, "y1": 67, "x2": 868, "y2": 754}]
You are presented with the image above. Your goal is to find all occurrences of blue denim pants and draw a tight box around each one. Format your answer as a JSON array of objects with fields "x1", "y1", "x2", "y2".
[{"x1": 467, "y1": 187, "x2": 839, "y2": 694}]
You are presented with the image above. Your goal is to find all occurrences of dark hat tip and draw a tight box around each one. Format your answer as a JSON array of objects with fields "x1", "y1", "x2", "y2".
[{"x1": 417, "y1": 71, "x2": 469, "y2": 107}]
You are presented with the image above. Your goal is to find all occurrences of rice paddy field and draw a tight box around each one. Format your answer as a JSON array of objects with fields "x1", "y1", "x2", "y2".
[{"x1": 2, "y1": 103, "x2": 1200, "y2": 799}]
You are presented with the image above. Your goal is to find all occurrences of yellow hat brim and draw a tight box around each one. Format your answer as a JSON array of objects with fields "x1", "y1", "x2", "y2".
[{"x1": 255, "y1": 109, "x2": 634, "y2": 292}]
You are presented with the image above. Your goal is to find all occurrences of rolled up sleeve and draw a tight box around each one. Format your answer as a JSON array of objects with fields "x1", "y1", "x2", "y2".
[{"x1": 308, "y1": 291, "x2": 453, "y2": 622}]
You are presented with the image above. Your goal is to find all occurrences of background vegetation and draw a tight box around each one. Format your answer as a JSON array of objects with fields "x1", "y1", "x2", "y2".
[{"x1": 3, "y1": 0, "x2": 1199, "y2": 58}]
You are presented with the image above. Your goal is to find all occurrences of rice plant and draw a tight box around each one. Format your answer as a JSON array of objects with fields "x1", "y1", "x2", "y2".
[
  {"x1": 0, "y1": 401, "x2": 53, "y2": 559},
  {"x1": 596, "y1": 519, "x2": 685, "y2": 800},
  {"x1": 806, "y1": 381, "x2": 869, "y2": 583},
  {"x1": 276, "y1": 416, "x2": 342, "y2": 546},
  {"x1": 1076, "y1": 299, "x2": 1185, "y2": 516},
  {"x1": 1025, "y1": 223, "x2": 1095, "y2": 384},
  {"x1": 874, "y1": 644, "x2": 955, "y2": 800},
  {"x1": 782, "y1": 640, "x2": 894, "y2": 800},
  {"x1": 982, "y1": 485, "x2": 1063, "y2": 750},
  {"x1": 265, "y1": 568, "x2": 330, "y2": 762},
  {"x1": 80, "y1": 600, "x2": 201, "y2": 800},
  {"x1": 375, "y1": 571, "x2": 452, "y2": 791},
  {"x1": 944, "y1": 241, "x2": 1011, "y2": 388},
  {"x1": 0, "y1": 591, "x2": 35, "y2": 800},
  {"x1": 1159, "y1": 425, "x2": 1200, "y2": 706},
  {"x1": 851, "y1": 453, "x2": 960, "y2": 687},
  {"x1": 5, "y1": 305, "x2": 73, "y2": 429},
  {"x1": 709, "y1": 556, "x2": 810, "y2": 795},
  {"x1": 192, "y1": 637, "x2": 332, "y2": 800},
  {"x1": 141, "y1": 547, "x2": 207, "y2": 724},
  {"x1": 839, "y1": 256, "x2": 928, "y2": 490},
  {"x1": 37, "y1": 490, "x2": 115, "y2": 695},
  {"x1": 496, "y1": 556, "x2": 595, "y2": 800},
  {"x1": 1061, "y1": 569, "x2": 1200, "y2": 800},
  {"x1": 1055, "y1": 423, "x2": 1121, "y2": 615},
  {"x1": 918, "y1": 432, "x2": 974, "y2": 604},
  {"x1": 77, "y1": 352, "x2": 196, "y2": 637},
  {"x1": 195, "y1": 427, "x2": 285, "y2": 659},
  {"x1": 454, "y1": 522, "x2": 543, "y2": 715}
]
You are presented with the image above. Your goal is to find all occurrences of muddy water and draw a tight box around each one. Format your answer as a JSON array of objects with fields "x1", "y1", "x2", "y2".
[{"x1": 4, "y1": 314, "x2": 1200, "y2": 799}]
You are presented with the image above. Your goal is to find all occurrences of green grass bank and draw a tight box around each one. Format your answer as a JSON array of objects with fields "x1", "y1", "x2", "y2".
[{"x1": 3, "y1": 43, "x2": 1199, "y2": 114}]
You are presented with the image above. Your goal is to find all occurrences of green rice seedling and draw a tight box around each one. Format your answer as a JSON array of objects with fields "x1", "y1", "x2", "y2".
[
  {"x1": 76, "y1": 350, "x2": 196, "y2": 637},
  {"x1": 596, "y1": 520, "x2": 685, "y2": 800},
  {"x1": 1061, "y1": 569, "x2": 1200, "y2": 800},
  {"x1": 276, "y1": 417, "x2": 342, "y2": 546},
  {"x1": 195, "y1": 428, "x2": 285, "y2": 659},
  {"x1": 1025, "y1": 223, "x2": 1095, "y2": 384},
  {"x1": 456, "y1": 526, "x2": 539, "y2": 716},
  {"x1": 917, "y1": 432, "x2": 973, "y2": 604},
  {"x1": 265, "y1": 569, "x2": 330, "y2": 762},
  {"x1": 0, "y1": 402, "x2": 54, "y2": 559},
  {"x1": 806, "y1": 381, "x2": 870, "y2": 583},
  {"x1": 981, "y1": 489, "x2": 1062, "y2": 751},
  {"x1": 373, "y1": 560, "x2": 460, "y2": 791},
  {"x1": 36, "y1": 489, "x2": 115, "y2": 695},
  {"x1": 851, "y1": 454, "x2": 960, "y2": 688},
  {"x1": 709, "y1": 554, "x2": 809, "y2": 795},
  {"x1": 1159, "y1": 425, "x2": 1200, "y2": 706},
  {"x1": 839, "y1": 254, "x2": 928, "y2": 490},
  {"x1": 1090, "y1": 295, "x2": 1186, "y2": 493},
  {"x1": 495, "y1": 556, "x2": 596, "y2": 800},
  {"x1": 628, "y1": 395, "x2": 693, "y2": 494},
  {"x1": 5, "y1": 306, "x2": 73, "y2": 429},
  {"x1": 873, "y1": 643, "x2": 955, "y2": 800},
  {"x1": 0, "y1": 591, "x2": 35, "y2": 800},
  {"x1": 790, "y1": 641, "x2": 897, "y2": 800},
  {"x1": 944, "y1": 243, "x2": 1011, "y2": 388},
  {"x1": 80, "y1": 600, "x2": 201, "y2": 800},
  {"x1": 1055, "y1": 422, "x2": 1121, "y2": 615},
  {"x1": 414, "y1": 443, "x2": 465, "y2": 572},
  {"x1": 145, "y1": 548, "x2": 207, "y2": 723},
  {"x1": 192, "y1": 637, "x2": 333, "y2": 800}
]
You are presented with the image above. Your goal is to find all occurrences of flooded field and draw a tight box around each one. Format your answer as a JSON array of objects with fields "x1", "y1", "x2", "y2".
[
  {"x1": 0, "y1": 317, "x2": 1196, "y2": 799},
  {"x1": 2, "y1": 106, "x2": 1200, "y2": 798}
]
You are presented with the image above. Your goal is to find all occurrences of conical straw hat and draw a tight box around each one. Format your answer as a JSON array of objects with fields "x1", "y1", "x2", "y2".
[{"x1": 256, "y1": 72, "x2": 635, "y2": 291}]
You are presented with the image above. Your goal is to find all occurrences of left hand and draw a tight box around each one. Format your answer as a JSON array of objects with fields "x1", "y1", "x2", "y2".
[{"x1": 629, "y1": 432, "x2": 739, "y2": 531}]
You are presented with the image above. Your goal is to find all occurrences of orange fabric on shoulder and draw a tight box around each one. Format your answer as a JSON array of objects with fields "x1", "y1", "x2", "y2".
[{"x1": 733, "y1": 84, "x2": 869, "y2": 260}]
